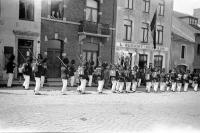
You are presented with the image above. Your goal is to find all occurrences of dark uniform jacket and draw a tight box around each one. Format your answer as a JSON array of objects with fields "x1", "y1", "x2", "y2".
[
  {"x1": 23, "y1": 63, "x2": 32, "y2": 76},
  {"x1": 6, "y1": 61, "x2": 15, "y2": 73},
  {"x1": 61, "y1": 65, "x2": 70, "y2": 79}
]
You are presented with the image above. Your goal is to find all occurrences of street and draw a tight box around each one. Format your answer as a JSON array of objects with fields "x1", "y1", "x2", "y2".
[{"x1": 0, "y1": 87, "x2": 200, "y2": 133}]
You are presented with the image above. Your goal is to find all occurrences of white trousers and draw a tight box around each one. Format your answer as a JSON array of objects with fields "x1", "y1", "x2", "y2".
[
  {"x1": 41, "y1": 76, "x2": 45, "y2": 88},
  {"x1": 166, "y1": 86, "x2": 170, "y2": 91},
  {"x1": 7, "y1": 73, "x2": 14, "y2": 87},
  {"x1": 177, "y1": 83, "x2": 182, "y2": 92},
  {"x1": 132, "y1": 81, "x2": 137, "y2": 92},
  {"x1": 125, "y1": 82, "x2": 131, "y2": 92},
  {"x1": 34, "y1": 77, "x2": 41, "y2": 93},
  {"x1": 80, "y1": 79, "x2": 87, "y2": 93},
  {"x1": 111, "y1": 80, "x2": 117, "y2": 92},
  {"x1": 146, "y1": 82, "x2": 152, "y2": 92},
  {"x1": 171, "y1": 82, "x2": 176, "y2": 91},
  {"x1": 183, "y1": 83, "x2": 189, "y2": 92},
  {"x1": 116, "y1": 81, "x2": 120, "y2": 91},
  {"x1": 160, "y1": 82, "x2": 166, "y2": 92},
  {"x1": 61, "y1": 79, "x2": 68, "y2": 94},
  {"x1": 70, "y1": 76, "x2": 75, "y2": 87},
  {"x1": 23, "y1": 75, "x2": 30, "y2": 89},
  {"x1": 194, "y1": 83, "x2": 198, "y2": 92},
  {"x1": 153, "y1": 82, "x2": 159, "y2": 92},
  {"x1": 137, "y1": 79, "x2": 141, "y2": 87},
  {"x1": 97, "y1": 80, "x2": 104, "y2": 93},
  {"x1": 88, "y1": 75, "x2": 93, "y2": 87},
  {"x1": 118, "y1": 82, "x2": 124, "y2": 93}
]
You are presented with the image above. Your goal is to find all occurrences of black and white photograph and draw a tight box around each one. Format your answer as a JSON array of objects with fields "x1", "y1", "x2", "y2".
[{"x1": 0, "y1": 0, "x2": 200, "y2": 132}]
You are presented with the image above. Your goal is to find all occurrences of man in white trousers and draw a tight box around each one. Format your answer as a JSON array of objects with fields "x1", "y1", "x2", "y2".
[
  {"x1": 145, "y1": 68, "x2": 152, "y2": 93},
  {"x1": 88, "y1": 61, "x2": 94, "y2": 87},
  {"x1": 23, "y1": 57, "x2": 32, "y2": 90},
  {"x1": 60, "y1": 57, "x2": 70, "y2": 95},
  {"x1": 193, "y1": 72, "x2": 199, "y2": 92},
  {"x1": 131, "y1": 66, "x2": 137, "y2": 92},
  {"x1": 171, "y1": 69, "x2": 177, "y2": 92},
  {"x1": 152, "y1": 68, "x2": 159, "y2": 92},
  {"x1": 118, "y1": 66, "x2": 125, "y2": 93},
  {"x1": 176, "y1": 71, "x2": 183, "y2": 92},
  {"x1": 125, "y1": 67, "x2": 132, "y2": 93},
  {"x1": 6, "y1": 54, "x2": 16, "y2": 88},
  {"x1": 183, "y1": 70, "x2": 190, "y2": 92},
  {"x1": 78, "y1": 62, "x2": 89, "y2": 94},
  {"x1": 32, "y1": 54, "x2": 43, "y2": 95},
  {"x1": 40, "y1": 58, "x2": 47, "y2": 88},
  {"x1": 110, "y1": 65, "x2": 117, "y2": 93},
  {"x1": 69, "y1": 60, "x2": 76, "y2": 87},
  {"x1": 160, "y1": 68, "x2": 166, "y2": 92}
]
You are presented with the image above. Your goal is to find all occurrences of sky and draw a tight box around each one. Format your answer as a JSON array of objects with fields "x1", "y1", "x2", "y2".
[{"x1": 174, "y1": 0, "x2": 200, "y2": 15}]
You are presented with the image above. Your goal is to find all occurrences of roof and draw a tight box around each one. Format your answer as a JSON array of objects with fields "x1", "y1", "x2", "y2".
[{"x1": 172, "y1": 11, "x2": 200, "y2": 43}]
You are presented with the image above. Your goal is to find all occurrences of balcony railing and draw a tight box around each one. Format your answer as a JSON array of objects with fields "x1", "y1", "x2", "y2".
[{"x1": 79, "y1": 21, "x2": 110, "y2": 36}]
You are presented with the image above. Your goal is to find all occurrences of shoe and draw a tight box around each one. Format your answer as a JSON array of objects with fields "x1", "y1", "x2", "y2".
[
  {"x1": 34, "y1": 92, "x2": 41, "y2": 95},
  {"x1": 98, "y1": 91, "x2": 103, "y2": 94}
]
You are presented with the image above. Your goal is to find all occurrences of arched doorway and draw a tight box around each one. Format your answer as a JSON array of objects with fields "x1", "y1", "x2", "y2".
[{"x1": 47, "y1": 40, "x2": 62, "y2": 78}]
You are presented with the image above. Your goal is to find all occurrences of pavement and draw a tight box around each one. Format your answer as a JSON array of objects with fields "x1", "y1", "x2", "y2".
[{"x1": 0, "y1": 86, "x2": 200, "y2": 133}]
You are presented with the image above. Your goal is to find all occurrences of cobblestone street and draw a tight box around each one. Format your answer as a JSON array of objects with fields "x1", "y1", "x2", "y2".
[{"x1": 0, "y1": 87, "x2": 200, "y2": 133}]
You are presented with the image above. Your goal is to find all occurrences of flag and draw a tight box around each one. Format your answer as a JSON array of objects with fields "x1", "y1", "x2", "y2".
[{"x1": 150, "y1": 10, "x2": 157, "y2": 49}]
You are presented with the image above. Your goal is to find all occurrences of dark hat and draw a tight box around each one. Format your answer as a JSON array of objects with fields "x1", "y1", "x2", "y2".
[
  {"x1": 71, "y1": 59, "x2": 75, "y2": 64},
  {"x1": 37, "y1": 54, "x2": 43, "y2": 60},
  {"x1": 90, "y1": 60, "x2": 94, "y2": 66},
  {"x1": 9, "y1": 54, "x2": 15, "y2": 61},
  {"x1": 63, "y1": 58, "x2": 69, "y2": 64}
]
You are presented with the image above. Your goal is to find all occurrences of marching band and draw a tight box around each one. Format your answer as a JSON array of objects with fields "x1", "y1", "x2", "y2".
[{"x1": 5, "y1": 52, "x2": 200, "y2": 95}]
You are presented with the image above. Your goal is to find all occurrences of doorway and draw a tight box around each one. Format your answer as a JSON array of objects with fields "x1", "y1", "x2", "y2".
[
  {"x1": 139, "y1": 54, "x2": 147, "y2": 69},
  {"x1": 47, "y1": 40, "x2": 62, "y2": 78}
]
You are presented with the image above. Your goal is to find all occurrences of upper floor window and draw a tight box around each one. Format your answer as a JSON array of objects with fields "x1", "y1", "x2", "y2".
[
  {"x1": 181, "y1": 45, "x2": 186, "y2": 59},
  {"x1": 156, "y1": 25, "x2": 164, "y2": 44},
  {"x1": 19, "y1": 0, "x2": 34, "y2": 21},
  {"x1": 154, "y1": 55, "x2": 163, "y2": 69},
  {"x1": 197, "y1": 44, "x2": 200, "y2": 55},
  {"x1": 123, "y1": 19, "x2": 132, "y2": 41},
  {"x1": 158, "y1": 0, "x2": 165, "y2": 16},
  {"x1": 85, "y1": 0, "x2": 99, "y2": 23},
  {"x1": 141, "y1": 22, "x2": 149, "y2": 43},
  {"x1": 143, "y1": 0, "x2": 150, "y2": 13},
  {"x1": 51, "y1": 0, "x2": 64, "y2": 19},
  {"x1": 125, "y1": 0, "x2": 133, "y2": 9}
]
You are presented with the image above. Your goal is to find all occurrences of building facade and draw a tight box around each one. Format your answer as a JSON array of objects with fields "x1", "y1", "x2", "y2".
[
  {"x1": 0, "y1": 0, "x2": 41, "y2": 80},
  {"x1": 171, "y1": 11, "x2": 200, "y2": 72},
  {"x1": 114, "y1": 0, "x2": 173, "y2": 71},
  {"x1": 40, "y1": 0, "x2": 116, "y2": 78}
]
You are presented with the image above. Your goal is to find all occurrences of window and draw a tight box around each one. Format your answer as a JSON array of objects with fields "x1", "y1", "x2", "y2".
[
  {"x1": 143, "y1": 0, "x2": 150, "y2": 13},
  {"x1": 181, "y1": 45, "x2": 186, "y2": 59},
  {"x1": 19, "y1": 0, "x2": 34, "y2": 21},
  {"x1": 197, "y1": 44, "x2": 200, "y2": 55},
  {"x1": 141, "y1": 22, "x2": 149, "y2": 43},
  {"x1": 189, "y1": 18, "x2": 198, "y2": 26},
  {"x1": 51, "y1": 0, "x2": 63, "y2": 19},
  {"x1": 139, "y1": 54, "x2": 148, "y2": 69},
  {"x1": 158, "y1": 0, "x2": 165, "y2": 16},
  {"x1": 85, "y1": 0, "x2": 99, "y2": 23},
  {"x1": 154, "y1": 55, "x2": 163, "y2": 69},
  {"x1": 156, "y1": 25, "x2": 164, "y2": 44},
  {"x1": 125, "y1": 0, "x2": 133, "y2": 9},
  {"x1": 123, "y1": 20, "x2": 132, "y2": 41}
]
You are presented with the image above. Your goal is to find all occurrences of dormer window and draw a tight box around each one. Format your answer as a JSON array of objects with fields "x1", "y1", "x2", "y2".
[{"x1": 189, "y1": 17, "x2": 198, "y2": 26}]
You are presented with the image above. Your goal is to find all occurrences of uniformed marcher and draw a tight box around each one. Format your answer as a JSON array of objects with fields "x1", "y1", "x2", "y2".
[
  {"x1": 145, "y1": 68, "x2": 152, "y2": 93},
  {"x1": 96, "y1": 62, "x2": 106, "y2": 94},
  {"x1": 60, "y1": 57, "x2": 70, "y2": 95},
  {"x1": 171, "y1": 68, "x2": 177, "y2": 92},
  {"x1": 78, "y1": 62, "x2": 89, "y2": 94},
  {"x1": 152, "y1": 68, "x2": 160, "y2": 92},
  {"x1": 110, "y1": 64, "x2": 117, "y2": 93},
  {"x1": 6, "y1": 54, "x2": 16, "y2": 88},
  {"x1": 183, "y1": 70, "x2": 190, "y2": 92},
  {"x1": 118, "y1": 66, "x2": 125, "y2": 93},
  {"x1": 131, "y1": 66, "x2": 138, "y2": 92},
  {"x1": 176, "y1": 70, "x2": 183, "y2": 92},
  {"x1": 40, "y1": 58, "x2": 47, "y2": 88},
  {"x1": 160, "y1": 68, "x2": 166, "y2": 92},
  {"x1": 88, "y1": 61, "x2": 94, "y2": 87},
  {"x1": 166, "y1": 70, "x2": 172, "y2": 91},
  {"x1": 192, "y1": 72, "x2": 199, "y2": 92},
  {"x1": 32, "y1": 54, "x2": 43, "y2": 95},
  {"x1": 22, "y1": 57, "x2": 32, "y2": 90},
  {"x1": 69, "y1": 59, "x2": 76, "y2": 87},
  {"x1": 125, "y1": 66, "x2": 132, "y2": 93}
]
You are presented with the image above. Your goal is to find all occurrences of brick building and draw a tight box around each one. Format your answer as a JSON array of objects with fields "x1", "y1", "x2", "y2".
[
  {"x1": 114, "y1": 0, "x2": 173, "y2": 71},
  {"x1": 0, "y1": 0, "x2": 41, "y2": 80},
  {"x1": 40, "y1": 0, "x2": 116, "y2": 78}
]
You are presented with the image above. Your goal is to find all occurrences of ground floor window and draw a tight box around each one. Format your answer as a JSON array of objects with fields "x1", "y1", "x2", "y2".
[
  {"x1": 83, "y1": 50, "x2": 98, "y2": 67},
  {"x1": 154, "y1": 55, "x2": 163, "y2": 70},
  {"x1": 139, "y1": 54, "x2": 147, "y2": 69},
  {"x1": 4, "y1": 46, "x2": 14, "y2": 69}
]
